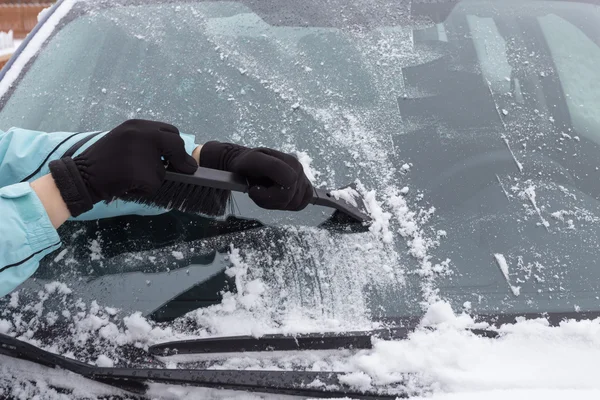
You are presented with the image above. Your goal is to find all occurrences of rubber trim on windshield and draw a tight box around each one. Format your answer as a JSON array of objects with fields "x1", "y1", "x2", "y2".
[
  {"x1": 0, "y1": 242, "x2": 61, "y2": 274},
  {"x1": 20, "y1": 131, "x2": 85, "y2": 183}
]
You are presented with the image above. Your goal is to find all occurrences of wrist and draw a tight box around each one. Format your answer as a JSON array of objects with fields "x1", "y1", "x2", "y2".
[
  {"x1": 31, "y1": 174, "x2": 72, "y2": 229},
  {"x1": 48, "y1": 157, "x2": 95, "y2": 217},
  {"x1": 192, "y1": 145, "x2": 202, "y2": 165}
]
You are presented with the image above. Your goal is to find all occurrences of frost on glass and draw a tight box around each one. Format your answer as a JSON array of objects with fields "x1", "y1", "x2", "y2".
[{"x1": 2, "y1": 0, "x2": 600, "y2": 374}]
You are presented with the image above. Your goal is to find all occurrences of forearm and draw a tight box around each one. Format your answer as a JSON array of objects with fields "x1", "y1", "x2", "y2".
[
  {"x1": 30, "y1": 174, "x2": 71, "y2": 229},
  {"x1": 0, "y1": 182, "x2": 62, "y2": 297}
]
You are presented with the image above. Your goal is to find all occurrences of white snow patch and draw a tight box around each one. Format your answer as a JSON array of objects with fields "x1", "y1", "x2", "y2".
[
  {"x1": 9, "y1": 292, "x2": 18, "y2": 308},
  {"x1": 348, "y1": 306, "x2": 600, "y2": 394},
  {"x1": 338, "y1": 371, "x2": 373, "y2": 391},
  {"x1": 123, "y1": 312, "x2": 153, "y2": 342},
  {"x1": 521, "y1": 185, "x2": 550, "y2": 230},
  {"x1": 294, "y1": 150, "x2": 320, "y2": 184},
  {"x1": 0, "y1": 320, "x2": 12, "y2": 334},
  {"x1": 53, "y1": 249, "x2": 68, "y2": 263},
  {"x1": 0, "y1": 0, "x2": 77, "y2": 98},
  {"x1": 95, "y1": 354, "x2": 114, "y2": 368},
  {"x1": 44, "y1": 281, "x2": 72, "y2": 295},
  {"x1": 172, "y1": 251, "x2": 184, "y2": 260},
  {"x1": 357, "y1": 184, "x2": 393, "y2": 244},
  {"x1": 89, "y1": 239, "x2": 103, "y2": 261},
  {"x1": 420, "y1": 301, "x2": 476, "y2": 329},
  {"x1": 494, "y1": 254, "x2": 521, "y2": 296},
  {"x1": 37, "y1": 7, "x2": 52, "y2": 22},
  {"x1": 330, "y1": 187, "x2": 359, "y2": 207},
  {"x1": 104, "y1": 307, "x2": 118, "y2": 316},
  {"x1": 502, "y1": 136, "x2": 523, "y2": 172}
]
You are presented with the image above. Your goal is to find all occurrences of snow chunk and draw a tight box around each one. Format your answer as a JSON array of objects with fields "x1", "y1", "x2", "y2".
[
  {"x1": 104, "y1": 307, "x2": 118, "y2": 316},
  {"x1": 53, "y1": 249, "x2": 68, "y2": 263},
  {"x1": 339, "y1": 372, "x2": 372, "y2": 391},
  {"x1": 37, "y1": 7, "x2": 52, "y2": 22},
  {"x1": 421, "y1": 301, "x2": 457, "y2": 326},
  {"x1": 99, "y1": 323, "x2": 120, "y2": 342},
  {"x1": 172, "y1": 251, "x2": 184, "y2": 260},
  {"x1": 89, "y1": 239, "x2": 103, "y2": 261},
  {"x1": 294, "y1": 151, "x2": 320, "y2": 184},
  {"x1": 359, "y1": 185, "x2": 393, "y2": 243},
  {"x1": 494, "y1": 254, "x2": 521, "y2": 296},
  {"x1": 0, "y1": 320, "x2": 12, "y2": 334},
  {"x1": 123, "y1": 312, "x2": 152, "y2": 342},
  {"x1": 44, "y1": 281, "x2": 72, "y2": 295},
  {"x1": 122, "y1": 312, "x2": 173, "y2": 345},
  {"x1": 521, "y1": 185, "x2": 550, "y2": 229},
  {"x1": 95, "y1": 355, "x2": 114, "y2": 368},
  {"x1": 420, "y1": 301, "x2": 477, "y2": 329},
  {"x1": 9, "y1": 292, "x2": 19, "y2": 308},
  {"x1": 330, "y1": 187, "x2": 359, "y2": 207}
]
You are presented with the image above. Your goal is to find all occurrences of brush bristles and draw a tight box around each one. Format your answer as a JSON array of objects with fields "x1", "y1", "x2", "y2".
[{"x1": 120, "y1": 180, "x2": 231, "y2": 216}]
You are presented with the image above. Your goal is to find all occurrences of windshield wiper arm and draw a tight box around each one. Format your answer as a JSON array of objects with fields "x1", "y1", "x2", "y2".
[
  {"x1": 0, "y1": 333, "x2": 405, "y2": 399},
  {"x1": 149, "y1": 326, "x2": 498, "y2": 356}
]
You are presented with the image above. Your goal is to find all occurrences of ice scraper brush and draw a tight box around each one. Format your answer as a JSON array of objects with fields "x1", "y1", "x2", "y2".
[{"x1": 126, "y1": 166, "x2": 371, "y2": 224}]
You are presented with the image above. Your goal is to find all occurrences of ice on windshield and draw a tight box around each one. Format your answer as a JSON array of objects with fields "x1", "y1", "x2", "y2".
[{"x1": 2, "y1": 0, "x2": 600, "y2": 397}]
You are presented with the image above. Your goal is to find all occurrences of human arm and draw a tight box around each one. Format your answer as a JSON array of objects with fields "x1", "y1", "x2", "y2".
[
  {"x1": 0, "y1": 120, "x2": 197, "y2": 297},
  {"x1": 0, "y1": 119, "x2": 312, "y2": 297}
]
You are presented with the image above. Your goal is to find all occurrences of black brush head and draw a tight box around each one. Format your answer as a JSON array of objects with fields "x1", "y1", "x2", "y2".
[{"x1": 120, "y1": 180, "x2": 231, "y2": 216}]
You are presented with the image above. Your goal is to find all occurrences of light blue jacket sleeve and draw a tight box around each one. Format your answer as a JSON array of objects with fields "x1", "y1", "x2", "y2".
[{"x1": 0, "y1": 126, "x2": 199, "y2": 297}]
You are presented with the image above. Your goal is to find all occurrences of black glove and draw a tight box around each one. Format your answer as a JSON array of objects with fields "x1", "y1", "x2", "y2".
[
  {"x1": 200, "y1": 141, "x2": 313, "y2": 211},
  {"x1": 49, "y1": 119, "x2": 197, "y2": 217}
]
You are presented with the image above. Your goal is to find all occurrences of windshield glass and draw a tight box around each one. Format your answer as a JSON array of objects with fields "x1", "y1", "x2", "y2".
[{"x1": 1, "y1": 0, "x2": 600, "y2": 348}]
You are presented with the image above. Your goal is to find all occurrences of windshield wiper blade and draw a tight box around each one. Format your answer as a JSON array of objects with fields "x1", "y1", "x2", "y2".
[
  {"x1": 149, "y1": 326, "x2": 499, "y2": 356},
  {"x1": 0, "y1": 333, "x2": 404, "y2": 399}
]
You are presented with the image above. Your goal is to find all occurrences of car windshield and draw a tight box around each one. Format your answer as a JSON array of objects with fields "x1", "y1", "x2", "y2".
[{"x1": 1, "y1": 0, "x2": 600, "y2": 354}]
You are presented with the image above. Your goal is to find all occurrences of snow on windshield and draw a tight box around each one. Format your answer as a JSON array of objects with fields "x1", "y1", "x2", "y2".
[
  {"x1": 0, "y1": 0, "x2": 77, "y2": 99},
  {"x1": 3, "y1": 0, "x2": 600, "y2": 398}
]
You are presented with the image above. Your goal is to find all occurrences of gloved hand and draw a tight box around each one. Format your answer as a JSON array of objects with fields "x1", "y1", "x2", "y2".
[
  {"x1": 49, "y1": 119, "x2": 197, "y2": 217},
  {"x1": 199, "y1": 141, "x2": 313, "y2": 211}
]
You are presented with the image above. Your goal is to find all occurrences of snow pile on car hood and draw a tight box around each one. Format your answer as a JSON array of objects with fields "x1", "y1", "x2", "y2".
[
  {"x1": 4, "y1": 299, "x2": 600, "y2": 399},
  {"x1": 143, "y1": 301, "x2": 600, "y2": 398}
]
